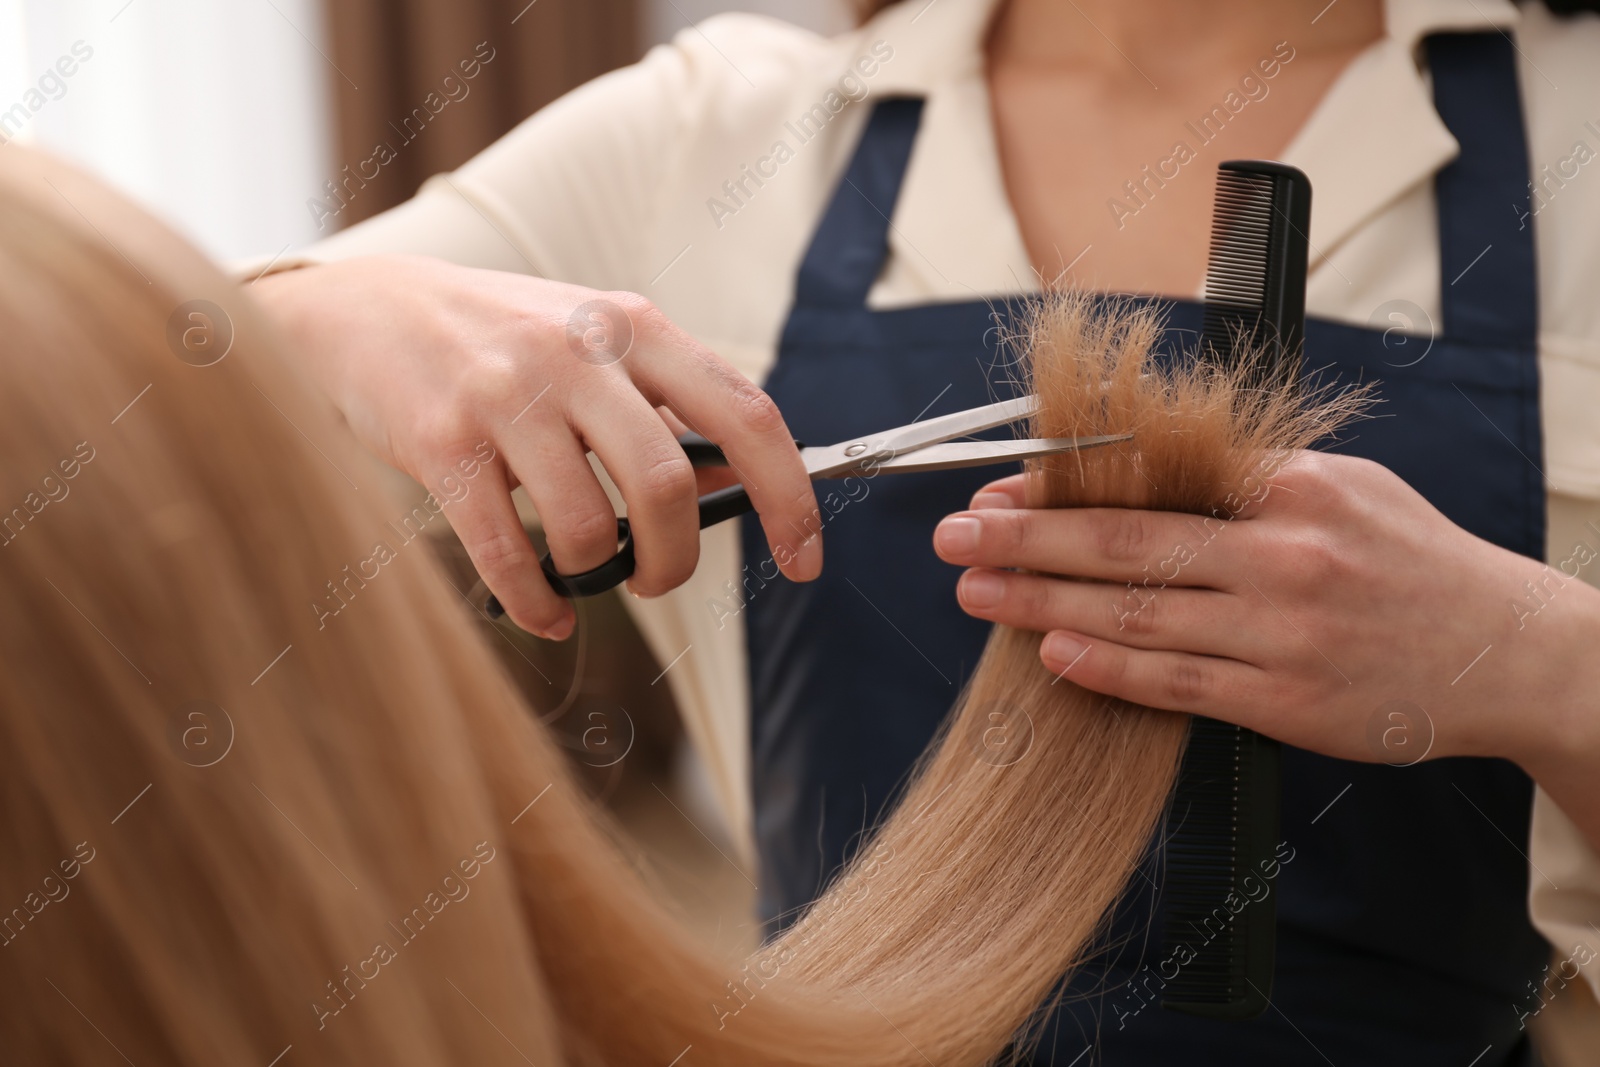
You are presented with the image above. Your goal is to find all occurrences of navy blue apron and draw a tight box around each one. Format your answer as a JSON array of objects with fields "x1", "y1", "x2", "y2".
[{"x1": 744, "y1": 33, "x2": 1548, "y2": 1065}]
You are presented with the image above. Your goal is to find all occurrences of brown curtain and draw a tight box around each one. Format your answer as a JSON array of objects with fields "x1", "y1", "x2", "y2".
[{"x1": 322, "y1": 0, "x2": 640, "y2": 229}]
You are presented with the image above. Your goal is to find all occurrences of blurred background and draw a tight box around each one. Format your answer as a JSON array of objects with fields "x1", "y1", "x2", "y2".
[{"x1": 0, "y1": 0, "x2": 850, "y2": 261}]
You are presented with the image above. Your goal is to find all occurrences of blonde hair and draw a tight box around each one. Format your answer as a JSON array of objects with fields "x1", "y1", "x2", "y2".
[{"x1": 0, "y1": 148, "x2": 1357, "y2": 1064}]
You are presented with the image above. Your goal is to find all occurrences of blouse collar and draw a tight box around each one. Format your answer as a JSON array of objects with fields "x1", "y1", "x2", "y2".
[{"x1": 845, "y1": 0, "x2": 1522, "y2": 294}]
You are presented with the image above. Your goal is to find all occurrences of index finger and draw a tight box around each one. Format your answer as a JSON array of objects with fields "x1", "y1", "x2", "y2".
[{"x1": 932, "y1": 506, "x2": 1245, "y2": 589}]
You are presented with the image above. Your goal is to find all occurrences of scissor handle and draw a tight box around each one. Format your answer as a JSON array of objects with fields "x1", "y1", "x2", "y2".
[
  {"x1": 532, "y1": 485, "x2": 756, "y2": 599},
  {"x1": 537, "y1": 518, "x2": 636, "y2": 599},
  {"x1": 489, "y1": 484, "x2": 753, "y2": 607},
  {"x1": 484, "y1": 436, "x2": 776, "y2": 615},
  {"x1": 695, "y1": 483, "x2": 757, "y2": 527}
]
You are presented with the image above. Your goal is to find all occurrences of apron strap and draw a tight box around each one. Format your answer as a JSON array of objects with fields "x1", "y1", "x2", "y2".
[
  {"x1": 792, "y1": 96, "x2": 926, "y2": 310},
  {"x1": 1425, "y1": 33, "x2": 1539, "y2": 346}
]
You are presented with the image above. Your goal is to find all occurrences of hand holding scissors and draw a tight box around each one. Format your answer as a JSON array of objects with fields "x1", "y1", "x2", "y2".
[{"x1": 487, "y1": 395, "x2": 1130, "y2": 609}]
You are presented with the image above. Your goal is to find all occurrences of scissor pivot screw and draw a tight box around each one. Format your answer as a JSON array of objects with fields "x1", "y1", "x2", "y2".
[{"x1": 845, "y1": 442, "x2": 869, "y2": 457}]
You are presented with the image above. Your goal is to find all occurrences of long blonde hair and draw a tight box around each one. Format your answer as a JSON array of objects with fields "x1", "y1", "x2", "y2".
[{"x1": 0, "y1": 148, "x2": 1356, "y2": 1063}]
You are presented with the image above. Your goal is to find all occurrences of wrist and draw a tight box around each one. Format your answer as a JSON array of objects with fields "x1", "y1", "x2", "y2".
[
  {"x1": 249, "y1": 263, "x2": 348, "y2": 394},
  {"x1": 250, "y1": 262, "x2": 321, "y2": 328},
  {"x1": 1505, "y1": 573, "x2": 1600, "y2": 782}
]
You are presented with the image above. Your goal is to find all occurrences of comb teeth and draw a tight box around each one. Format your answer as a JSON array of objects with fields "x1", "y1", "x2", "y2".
[
  {"x1": 1202, "y1": 171, "x2": 1277, "y2": 345},
  {"x1": 1199, "y1": 162, "x2": 1312, "y2": 380}
]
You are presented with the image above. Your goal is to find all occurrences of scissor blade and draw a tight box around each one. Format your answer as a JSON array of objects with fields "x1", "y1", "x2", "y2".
[
  {"x1": 854, "y1": 434, "x2": 1132, "y2": 475},
  {"x1": 879, "y1": 395, "x2": 1041, "y2": 453},
  {"x1": 801, "y1": 395, "x2": 1044, "y2": 479}
]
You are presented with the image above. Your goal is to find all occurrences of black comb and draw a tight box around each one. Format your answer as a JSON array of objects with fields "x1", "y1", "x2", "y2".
[{"x1": 1160, "y1": 160, "x2": 1310, "y2": 1020}]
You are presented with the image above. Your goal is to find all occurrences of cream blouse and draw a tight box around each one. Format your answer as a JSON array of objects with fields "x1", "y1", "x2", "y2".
[{"x1": 256, "y1": 0, "x2": 1600, "y2": 987}]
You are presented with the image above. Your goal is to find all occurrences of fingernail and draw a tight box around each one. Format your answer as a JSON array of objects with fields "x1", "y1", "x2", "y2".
[
  {"x1": 1042, "y1": 631, "x2": 1089, "y2": 671},
  {"x1": 959, "y1": 569, "x2": 1004, "y2": 608},
  {"x1": 971, "y1": 492, "x2": 1014, "y2": 510},
  {"x1": 542, "y1": 614, "x2": 575, "y2": 641},
  {"x1": 934, "y1": 516, "x2": 981, "y2": 556}
]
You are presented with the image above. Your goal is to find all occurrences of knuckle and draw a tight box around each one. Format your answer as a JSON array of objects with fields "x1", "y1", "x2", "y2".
[
  {"x1": 1354, "y1": 455, "x2": 1403, "y2": 490},
  {"x1": 1287, "y1": 530, "x2": 1345, "y2": 587},
  {"x1": 729, "y1": 382, "x2": 787, "y2": 436},
  {"x1": 1095, "y1": 509, "x2": 1152, "y2": 564},
  {"x1": 473, "y1": 358, "x2": 524, "y2": 401},
  {"x1": 606, "y1": 289, "x2": 658, "y2": 322},
  {"x1": 1116, "y1": 589, "x2": 1160, "y2": 638},
  {"x1": 634, "y1": 445, "x2": 697, "y2": 507},
  {"x1": 1098, "y1": 642, "x2": 1132, "y2": 691},
  {"x1": 1277, "y1": 452, "x2": 1328, "y2": 490},
  {"x1": 1014, "y1": 575, "x2": 1050, "y2": 618},
  {"x1": 451, "y1": 344, "x2": 527, "y2": 406},
  {"x1": 1277, "y1": 452, "x2": 1349, "y2": 512},
  {"x1": 1161, "y1": 657, "x2": 1212, "y2": 706},
  {"x1": 551, "y1": 505, "x2": 618, "y2": 553},
  {"x1": 606, "y1": 291, "x2": 665, "y2": 348},
  {"x1": 510, "y1": 303, "x2": 565, "y2": 353},
  {"x1": 471, "y1": 527, "x2": 533, "y2": 582},
  {"x1": 1272, "y1": 673, "x2": 1321, "y2": 711},
  {"x1": 416, "y1": 410, "x2": 473, "y2": 455},
  {"x1": 416, "y1": 419, "x2": 485, "y2": 477},
  {"x1": 994, "y1": 510, "x2": 1031, "y2": 556}
]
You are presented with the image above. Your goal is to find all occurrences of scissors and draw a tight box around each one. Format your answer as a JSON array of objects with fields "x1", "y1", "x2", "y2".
[{"x1": 486, "y1": 395, "x2": 1131, "y2": 607}]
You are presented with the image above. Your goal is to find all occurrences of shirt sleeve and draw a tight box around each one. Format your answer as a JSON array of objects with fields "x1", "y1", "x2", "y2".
[
  {"x1": 1529, "y1": 787, "x2": 1600, "y2": 997},
  {"x1": 1528, "y1": 492, "x2": 1600, "y2": 996}
]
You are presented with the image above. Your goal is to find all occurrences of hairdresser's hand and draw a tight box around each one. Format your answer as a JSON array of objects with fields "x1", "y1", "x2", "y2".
[
  {"x1": 934, "y1": 451, "x2": 1600, "y2": 776},
  {"x1": 253, "y1": 254, "x2": 820, "y2": 637}
]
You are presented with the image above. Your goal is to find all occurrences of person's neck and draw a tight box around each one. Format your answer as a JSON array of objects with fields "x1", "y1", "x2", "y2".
[{"x1": 988, "y1": 0, "x2": 1385, "y2": 76}]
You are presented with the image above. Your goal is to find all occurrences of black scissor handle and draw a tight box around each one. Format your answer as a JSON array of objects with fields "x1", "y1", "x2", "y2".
[
  {"x1": 695, "y1": 483, "x2": 756, "y2": 527},
  {"x1": 497, "y1": 485, "x2": 759, "y2": 608},
  {"x1": 484, "y1": 521, "x2": 636, "y2": 615},
  {"x1": 484, "y1": 520, "x2": 637, "y2": 616},
  {"x1": 532, "y1": 485, "x2": 757, "y2": 599},
  {"x1": 485, "y1": 437, "x2": 776, "y2": 616},
  {"x1": 540, "y1": 517, "x2": 637, "y2": 598}
]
